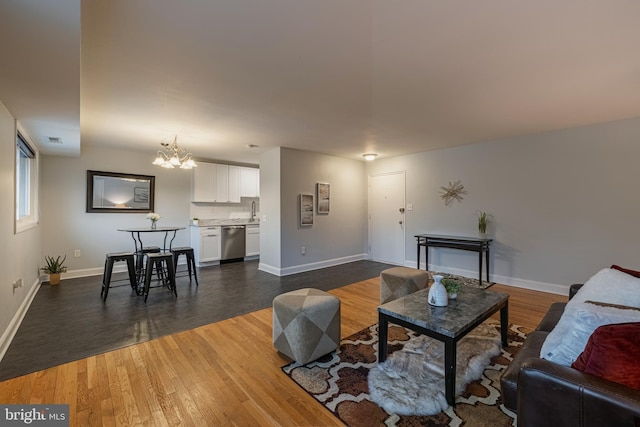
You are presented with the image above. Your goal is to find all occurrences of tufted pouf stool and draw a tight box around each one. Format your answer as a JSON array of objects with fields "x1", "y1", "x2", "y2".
[
  {"x1": 272, "y1": 288, "x2": 341, "y2": 365},
  {"x1": 380, "y1": 267, "x2": 429, "y2": 304}
]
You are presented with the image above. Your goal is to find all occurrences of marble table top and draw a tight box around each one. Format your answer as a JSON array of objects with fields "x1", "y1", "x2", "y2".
[{"x1": 378, "y1": 286, "x2": 508, "y2": 338}]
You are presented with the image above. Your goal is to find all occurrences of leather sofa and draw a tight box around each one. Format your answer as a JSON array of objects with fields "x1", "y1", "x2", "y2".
[{"x1": 500, "y1": 284, "x2": 640, "y2": 427}]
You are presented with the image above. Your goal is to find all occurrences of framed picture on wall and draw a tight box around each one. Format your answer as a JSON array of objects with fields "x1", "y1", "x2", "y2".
[
  {"x1": 316, "y1": 182, "x2": 330, "y2": 214},
  {"x1": 134, "y1": 187, "x2": 149, "y2": 203},
  {"x1": 299, "y1": 193, "x2": 314, "y2": 227}
]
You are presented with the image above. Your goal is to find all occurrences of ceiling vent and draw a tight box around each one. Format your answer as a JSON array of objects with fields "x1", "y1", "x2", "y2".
[{"x1": 48, "y1": 137, "x2": 63, "y2": 144}]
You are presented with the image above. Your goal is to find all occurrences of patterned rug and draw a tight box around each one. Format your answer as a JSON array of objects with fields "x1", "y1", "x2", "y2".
[
  {"x1": 426, "y1": 271, "x2": 493, "y2": 289},
  {"x1": 282, "y1": 321, "x2": 529, "y2": 427}
]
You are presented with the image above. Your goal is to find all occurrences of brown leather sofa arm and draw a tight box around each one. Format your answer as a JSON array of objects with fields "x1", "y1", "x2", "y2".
[
  {"x1": 569, "y1": 283, "x2": 583, "y2": 299},
  {"x1": 518, "y1": 358, "x2": 640, "y2": 427}
]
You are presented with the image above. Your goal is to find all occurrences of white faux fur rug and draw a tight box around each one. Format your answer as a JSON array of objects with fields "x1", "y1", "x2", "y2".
[{"x1": 368, "y1": 322, "x2": 502, "y2": 416}]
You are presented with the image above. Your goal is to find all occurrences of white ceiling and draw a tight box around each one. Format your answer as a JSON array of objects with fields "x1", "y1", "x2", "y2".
[{"x1": 1, "y1": 0, "x2": 639, "y2": 165}]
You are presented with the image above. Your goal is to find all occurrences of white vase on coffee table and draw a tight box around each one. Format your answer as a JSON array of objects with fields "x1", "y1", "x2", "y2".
[{"x1": 428, "y1": 275, "x2": 448, "y2": 307}]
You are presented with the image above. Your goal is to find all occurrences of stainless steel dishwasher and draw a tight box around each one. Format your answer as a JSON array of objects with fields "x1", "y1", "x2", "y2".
[{"x1": 221, "y1": 225, "x2": 246, "y2": 261}]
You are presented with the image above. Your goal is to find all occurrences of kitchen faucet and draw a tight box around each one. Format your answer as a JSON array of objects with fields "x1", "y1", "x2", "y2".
[{"x1": 250, "y1": 200, "x2": 256, "y2": 222}]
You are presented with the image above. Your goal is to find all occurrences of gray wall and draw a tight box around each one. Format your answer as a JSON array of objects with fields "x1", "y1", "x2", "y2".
[
  {"x1": 40, "y1": 145, "x2": 192, "y2": 276},
  {"x1": 0, "y1": 101, "x2": 42, "y2": 358},
  {"x1": 260, "y1": 147, "x2": 368, "y2": 275},
  {"x1": 367, "y1": 117, "x2": 640, "y2": 293}
]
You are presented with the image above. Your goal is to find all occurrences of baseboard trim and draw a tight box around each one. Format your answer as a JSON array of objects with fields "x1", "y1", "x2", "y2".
[
  {"x1": 406, "y1": 261, "x2": 569, "y2": 296},
  {"x1": 0, "y1": 278, "x2": 41, "y2": 364},
  {"x1": 259, "y1": 253, "x2": 368, "y2": 277},
  {"x1": 42, "y1": 260, "x2": 190, "y2": 284}
]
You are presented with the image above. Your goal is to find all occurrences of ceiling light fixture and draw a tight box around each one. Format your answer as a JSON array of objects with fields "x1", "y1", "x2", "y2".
[
  {"x1": 152, "y1": 136, "x2": 198, "y2": 169},
  {"x1": 363, "y1": 153, "x2": 378, "y2": 161}
]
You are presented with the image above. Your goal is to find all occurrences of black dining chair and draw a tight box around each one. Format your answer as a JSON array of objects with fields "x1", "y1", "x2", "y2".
[
  {"x1": 101, "y1": 252, "x2": 137, "y2": 301},
  {"x1": 170, "y1": 246, "x2": 199, "y2": 285},
  {"x1": 142, "y1": 252, "x2": 177, "y2": 302}
]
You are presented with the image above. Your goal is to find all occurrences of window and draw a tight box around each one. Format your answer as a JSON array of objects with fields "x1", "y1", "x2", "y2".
[{"x1": 15, "y1": 128, "x2": 38, "y2": 232}]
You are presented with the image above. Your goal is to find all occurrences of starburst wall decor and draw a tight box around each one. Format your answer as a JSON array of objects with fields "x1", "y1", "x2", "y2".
[{"x1": 439, "y1": 180, "x2": 466, "y2": 206}]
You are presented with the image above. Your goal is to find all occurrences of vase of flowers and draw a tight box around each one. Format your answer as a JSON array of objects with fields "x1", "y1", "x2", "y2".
[{"x1": 146, "y1": 212, "x2": 161, "y2": 229}]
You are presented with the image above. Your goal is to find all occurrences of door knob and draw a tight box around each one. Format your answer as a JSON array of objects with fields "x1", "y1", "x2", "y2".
[
  {"x1": 399, "y1": 220, "x2": 403, "y2": 225},
  {"x1": 399, "y1": 208, "x2": 405, "y2": 213}
]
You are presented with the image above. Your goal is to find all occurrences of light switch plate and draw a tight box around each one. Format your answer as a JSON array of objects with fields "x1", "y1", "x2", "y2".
[{"x1": 407, "y1": 204, "x2": 413, "y2": 211}]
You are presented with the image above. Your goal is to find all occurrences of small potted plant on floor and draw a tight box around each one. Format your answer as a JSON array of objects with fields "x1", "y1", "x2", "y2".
[
  {"x1": 41, "y1": 255, "x2": 68, "y2": 285},
  {"x1": 442, "y1": 278, "x2": 461, "y2": 299}
]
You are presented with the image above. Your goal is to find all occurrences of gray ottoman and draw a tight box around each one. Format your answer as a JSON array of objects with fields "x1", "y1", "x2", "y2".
[
  {"x1": 380, "y1": 267, "x2": 429, "y2": 304},
  {"x1": 272, "y1": 288, "x2": 341, "y2": 364}
]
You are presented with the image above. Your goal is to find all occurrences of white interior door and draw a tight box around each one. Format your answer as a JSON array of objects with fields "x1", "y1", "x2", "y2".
[{"x1": 369, "y1": 172, "x2": 405, "y2": 265}]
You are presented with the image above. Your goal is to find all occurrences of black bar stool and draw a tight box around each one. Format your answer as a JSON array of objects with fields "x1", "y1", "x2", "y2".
[
  {"x1": 171, "y1": 246, "x2": 199, "y2": 285},
  {"x1": 101, "y1": 252, "x2": 137, "y2": 301},
  {"x1": 135, "y1": 246, "x2": 161, "y2": 274},
  {"x1": 142, "y1": 252, "x2": 177, "y2": 302}
]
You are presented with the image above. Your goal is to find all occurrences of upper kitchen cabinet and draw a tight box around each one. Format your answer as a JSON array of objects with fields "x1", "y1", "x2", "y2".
[
  {"x1": 216, "y1": 164, "x2": 240, "y2": 203},
  {"x1": 191, "y1": 163, "x2": 241, "y2": 203},
  {"x1": 192, "y1": 162, "x2": 217, "y2": 202},
  {"x1": 239, "y1": 167, "x2": 260, "y2": 198}
]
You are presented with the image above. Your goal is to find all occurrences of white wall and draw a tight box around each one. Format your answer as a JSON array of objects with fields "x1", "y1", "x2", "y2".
[
  {"x1": 259, "y1": 147, "x2": 282, "y2": 271},
  {"x1": 260, "y1": 147, "x2": 368, "y2": 275},
  {"x1": 40, "y1": 145, "x2": 192, "y2": 276},
  {"x1": 0, "y1": 100, "x2": 42, "y2": 360},
  {"x1": 367, "y1": 117, "x2": 640, "y2": 293}
]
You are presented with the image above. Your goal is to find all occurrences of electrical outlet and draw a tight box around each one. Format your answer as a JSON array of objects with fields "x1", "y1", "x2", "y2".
[
  {"x1": 74, "y1": 249, "x2": 81, "y2": 258},
  {"x1": 301, "y1": 246, "x2": 306, "y2": 255}
]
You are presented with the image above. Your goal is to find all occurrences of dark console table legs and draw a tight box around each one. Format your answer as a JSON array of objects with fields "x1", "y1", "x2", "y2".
[{"x1": 416, "y1": 234, "x2": 492, "y2": 284}]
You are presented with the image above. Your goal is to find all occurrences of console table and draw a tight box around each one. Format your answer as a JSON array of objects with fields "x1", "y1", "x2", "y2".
[{"x1": 415, "y1": 234, "x2": 492, "y2": 284}]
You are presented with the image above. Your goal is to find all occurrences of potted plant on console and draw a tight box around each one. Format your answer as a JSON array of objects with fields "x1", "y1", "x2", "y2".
[
  {"x1": 476, "y1": 210, "x2": 491, "y2": 238},
  {"x1": 41, "y1": 255, "x2": 68, "y2": 285}
]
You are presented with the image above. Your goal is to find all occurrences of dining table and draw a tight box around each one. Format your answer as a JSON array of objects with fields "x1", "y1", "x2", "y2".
[
  {"x1": 118, "y1": 226, "x2": 186, "y2": 253},
  {"x1": 118, "y1": 226, "x2": 186, "y2": 290}
]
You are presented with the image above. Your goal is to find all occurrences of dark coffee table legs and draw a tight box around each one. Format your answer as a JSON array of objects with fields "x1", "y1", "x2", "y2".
[
  {"x1": 500, "y1": 301, "x2": 509, "y2": 347},
  {"x1": 444, "y1": 338, "x2": 456, "y2": 405},
  {"x1": 378, "y1": 313, "x2": 389, "y2": 362}
]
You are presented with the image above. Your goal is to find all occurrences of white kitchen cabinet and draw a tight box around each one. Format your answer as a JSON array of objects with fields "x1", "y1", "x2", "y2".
[
  {"x1": 245, "y1": 225, "x2": 260, "y2": 257},
  {"x1": 228, "y1": 165, "x2": 241, "y2": 202},
  {"x1": 215, "y1": 164, "x2": 229, "y2": 202},
  {"x1": 191, "y1": 162, "x2": 216, "y2": 202},
  {"x1": 214, "y1": 164, "x2": 241, "y2": 203},
  {"x1": 192, "y1": 163, "x2": 240, "y2": 203},
  {"x1": 239, "y1": 167, "x2": 260, "y2": 198},
  {"x1": 191, "y1": 226, "x2": 221, "y2": 264}
]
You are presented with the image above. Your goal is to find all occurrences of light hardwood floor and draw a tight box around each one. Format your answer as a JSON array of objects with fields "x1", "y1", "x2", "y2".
[{"x1": 0, "y1": 279, "x2": 567, "y2": 426}]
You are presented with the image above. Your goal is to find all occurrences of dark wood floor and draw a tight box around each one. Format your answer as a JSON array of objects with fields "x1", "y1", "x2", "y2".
[{"x1": 0, "y1": 259, "x2": 393, "y2": 381}]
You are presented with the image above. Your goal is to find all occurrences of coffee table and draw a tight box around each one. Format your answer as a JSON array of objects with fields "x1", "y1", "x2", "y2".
[{"x1": 378, "y1": 286, "x2": 509, "y2": 406}]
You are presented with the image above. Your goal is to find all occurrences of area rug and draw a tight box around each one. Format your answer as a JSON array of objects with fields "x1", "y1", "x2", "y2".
[
  {"x1": 426, "y1": 271, "x2": 493, "y2": 289},
  {"x1": 282, "y1": 320, "x2": 529, "y2": 427}
]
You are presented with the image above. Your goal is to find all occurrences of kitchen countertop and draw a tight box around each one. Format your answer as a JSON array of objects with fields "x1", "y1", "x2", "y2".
[{"x1": 192, "y1": 218, "x2": 260, "y2": 227}]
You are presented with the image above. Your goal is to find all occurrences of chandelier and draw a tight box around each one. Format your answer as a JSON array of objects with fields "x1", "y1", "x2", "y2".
[{"x1": 152, "y1": 136, "x2": 198, "y2": 169}]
